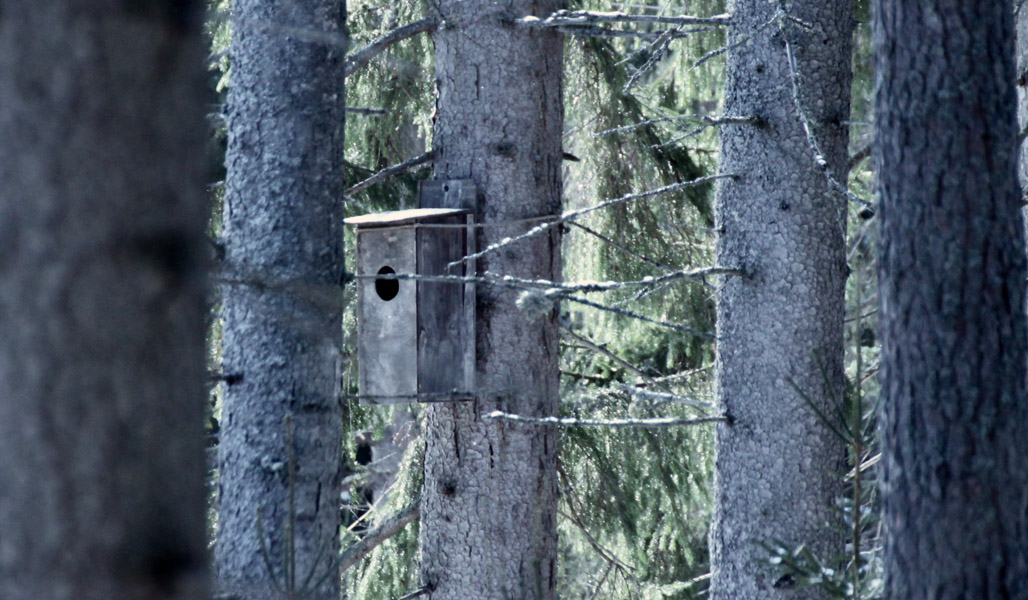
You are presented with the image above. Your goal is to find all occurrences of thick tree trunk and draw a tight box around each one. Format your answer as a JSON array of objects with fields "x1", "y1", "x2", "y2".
[
  {"x1": 0, "y1": 3, "x2": 209, "y2": 599},
  {"x1": 418, "y1": 2, "x2": 564, "y2": 598},
  {"x1": 710, "y1": 1, "x2": 853, "y2": 598},
  {"x1": 214, "y1": 2, "x2": 347, "y2": 598},
  {"x1": 874, "y1": 2, "x2": 1028, "y2": 597}
]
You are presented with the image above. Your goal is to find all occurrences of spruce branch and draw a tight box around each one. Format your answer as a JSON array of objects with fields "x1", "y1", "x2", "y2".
[
  {"x1": 344, "y1": 18, "x2": 438, "y2": 77},
  {"x1": 338, "y1": 498, "x2": 421, "y2": 575},
  {"x1": 345, "y1": 150, "x2": 434, "y2": 196}
]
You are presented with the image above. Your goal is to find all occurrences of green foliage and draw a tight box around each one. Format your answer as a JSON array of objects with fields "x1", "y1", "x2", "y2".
[
  {"x1": 345, "y1": 0, "x2": 435, "y2": 214},
  {"x1": 344, "y1": 436, "x2": 425, "y2": 598},
  {"x1": 553, "y1": 1, "x2": 729, "y2": 597}
]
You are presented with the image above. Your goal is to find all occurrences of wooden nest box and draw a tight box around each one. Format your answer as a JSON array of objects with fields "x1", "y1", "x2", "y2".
[{"x1": 345, "y1": 198, "x2": 475, "y2": 404}]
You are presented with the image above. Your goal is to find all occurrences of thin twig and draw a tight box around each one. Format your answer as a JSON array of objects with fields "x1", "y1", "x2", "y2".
[
  {"x1": 569, "y1": 222, "x2": 676, "y2": 271},
  {"x1": 847, "y1": 141, "x2": 872, "y2": 172},
  {"x1": 570, "y1": 24, "x2": 705, "y2": 39},
  {"x1": 344, "y1": 18, "x2": 438, "y2": 77},
  {"x1": 346, "y1": 107, "x2": 388, "y2": 116},
  {"x1": 347, "y1": 270, "x2": 724, "y2": 335},
  {"x1": 623, "y1": 27, "x2": 676, "y2": 93},
  {"x1": 482, "y1": 410, "x2": 727, "y2": 428},
  {"x1": 338, "y1": 498, "x2": 421, "y2": 574},
  {"x1": 345, "y1": 150, "x2": 434, "y2": 196},
  {"x1": 615, "y1": 384, "x2": 713, "y2": 411},
  {"x1": 487, "y1": 265, "x2": 745, "y2": 294},
  {"x1": 397, "y1": 587, "x2": 433, "y2": 600},
  {"x1": 561, "y1": 325, "x2": 658, "y2": 384},
  {"x1": 519, "y1": 9, "x2": 732, "y2": 27}
]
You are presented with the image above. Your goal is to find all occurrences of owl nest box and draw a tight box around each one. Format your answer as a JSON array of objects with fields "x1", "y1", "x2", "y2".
[{"x1": 345, "y1": 199, "x2": 475, "y2": 405}]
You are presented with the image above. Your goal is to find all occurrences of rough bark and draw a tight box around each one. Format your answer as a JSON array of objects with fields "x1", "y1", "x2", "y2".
[
  {"x1": 1018, "y1": 2, "x2": 1028, "y2": 192},
  {"x1": 0, "y1": 3, "x2": 209, "y2": 599},
  {"x1": 214, "y1": 1, "x2": 347, "y2": 598},
  {"x1": 418, "y1": 2, "x2": 564, "y2": 598},
  {"x1": 710, "y1": 1, "x2": 853, "y2": 598},
  {"x1": 874, "y1": 1, "x2": 1028, "y2": 597}
]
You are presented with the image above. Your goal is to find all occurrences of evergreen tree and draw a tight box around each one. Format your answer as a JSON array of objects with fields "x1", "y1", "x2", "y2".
[
  {"x1": 874, "y1": 0, "x2": 1028, "y2": 596},
  {"x1": 416, "y1": 1, "x2": 565, "y2": 598},
  {"x1": 0, "y1": 3, "x2": 210, "y2": 598},
  {"x1": 214, "y1": 1, "x2": 347, "y2": 597},
  {"x1": 710, "y1": 0, "x2": 854, "y2": 597}
]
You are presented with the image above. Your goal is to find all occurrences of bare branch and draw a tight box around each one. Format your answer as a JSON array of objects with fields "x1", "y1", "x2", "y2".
[
  {"x1": 492, "y1": 265, "x2": 747, "y2": 294},
  {"x1": 519, "y1": 9, "x2": 732, "y2": 27},
  {"x1": 848, "y1": 141, "x2": 872, "y2": 172},
  {"x1": 569, "y1": 221, "x2": 678, "y2": 270},
  {"x1": 349, "y1": 269, "x2": 719, "y2": 334},
  {"x1": 623, "y1": 27, "x2": 676, "y2": 92},
  {"x1": 397, "y1": 587, "x2": 434, "y2": 600},
  {"x1": 783, "y1": 38, "x2": 874, "y2": 209},
  {"x1": 482, "y1": 410, "x2": 727, "y2": 428},
  {"x1": 615, "y1": 384, "x2": 713, "y2": 411},
  {"x1": 519, "y1": 22, "x2": 712, "y2": 40},
  {"x1": 346, "y1": 150, "x2": 434, "y2": 196},
  {"x1": 344, "y1": 18, "x2": 438, "y2": 77},
  {"x1": 346, "y1": 107, "x2": 388, "y2": 116},
  {"x1": 338, "y1": 498, "x2": 421, "y2": 574},
  {"x1": 448, "y1": 173, "x2": 737, "y2": 269}
]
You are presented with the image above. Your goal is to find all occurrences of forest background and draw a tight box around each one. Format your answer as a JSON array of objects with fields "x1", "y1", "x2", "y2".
[
  {"x1": 0, "y1": 0, "x2": 1023, "y2": 599},
  {"x1": 207, "y1": 0, "x2": 877, "y2": 597}
]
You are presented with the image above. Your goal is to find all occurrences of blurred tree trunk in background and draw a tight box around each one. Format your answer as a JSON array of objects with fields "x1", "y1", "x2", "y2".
[
  {"x1": 0, "y1": 2, "x2": 209, "y2": 599},
  {"x1": 874, "y1": 1, "x2": 1028, "y2": 597},
  {"x1": 710, "y1": 0, "x2": 853, "y2": 597},
  {"x1": 418, "y1": 1, "x2": 564, "y2": 598},
  {"x1": 214, "y1": 1, "x2": 347, "y2": 598}
]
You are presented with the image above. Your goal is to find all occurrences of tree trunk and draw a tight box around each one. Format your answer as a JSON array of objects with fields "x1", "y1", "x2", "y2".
[
  {"x1": 418, "y1": 2, "x2": 564, "y2": 598},
  {"x1": 710, "y1": 1, "x2": 853, "y2": 597},
  {"x1": 874, "y1": 1, "x2": 1028, "y2": 597},
  {"x1": 214, "y1": 2, "x2": 347, "y2": 598},
  {"x1": 0, "y1": 3, "x2": 209, "y2": 599}
]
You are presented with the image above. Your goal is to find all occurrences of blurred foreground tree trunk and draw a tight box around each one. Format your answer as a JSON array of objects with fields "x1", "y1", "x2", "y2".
[
  {"x1": 418, "y1": 1, "x2": 564, "y2": 597},
  {"x1": 0, "y1": 3, "x2": 209, "y2": 599},
  {"x1": 214, "y1": 1, "x2": 347, "y2": 598},
  {"x1": 710, "y1": 0, "x2": 853, "y2": 597},
  {"x1": 874, "y1": 1, "x2": 1028, "y2": 597}
]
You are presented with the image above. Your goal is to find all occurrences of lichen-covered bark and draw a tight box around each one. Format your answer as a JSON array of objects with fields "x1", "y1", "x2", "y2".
[
  {"x1": 214, "y1": 2, "x2": 347, "y2": 598},
  {"x1": 0, "y1": 3, "x2": 209, "y2": 599},
  {"x1": 418, "y1": 2, "x2": 564, "y2": 598},
  {"x1": 874, "y1": 2, "x2": 1028, "y2": 597},
  {"x1": 710, "y1": 1, "x2": 852, "y2": 598}
]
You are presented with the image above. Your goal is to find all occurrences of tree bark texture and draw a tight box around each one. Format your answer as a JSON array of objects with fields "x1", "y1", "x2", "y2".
[
  {"x1": 215, "y1": 1, "x2": 347, "y2": 598},
  {"x1": 418, "y1": 2, "x2": 564, "y2": 598},
  {"x1": 874, "y1": 1, "x2": 1028, "y2": 597},
  {"x1": 711, "y1": 1, "x2": 852, "y2": 598},
  {"x1": 1018, "y1": 2, "x2": 1028, "y2": 193},
  {"x1": 0, "y1": 3, "x2": 209, "y2": 599}
]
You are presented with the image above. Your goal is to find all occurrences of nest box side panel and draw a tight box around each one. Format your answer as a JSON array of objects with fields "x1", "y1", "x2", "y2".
[
  {"x1": 357, "y1": 226, "x2": 417, "y2": 403},
  {"x1": 417, "y1": 215, "x2": 472, "y2": 398}
]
